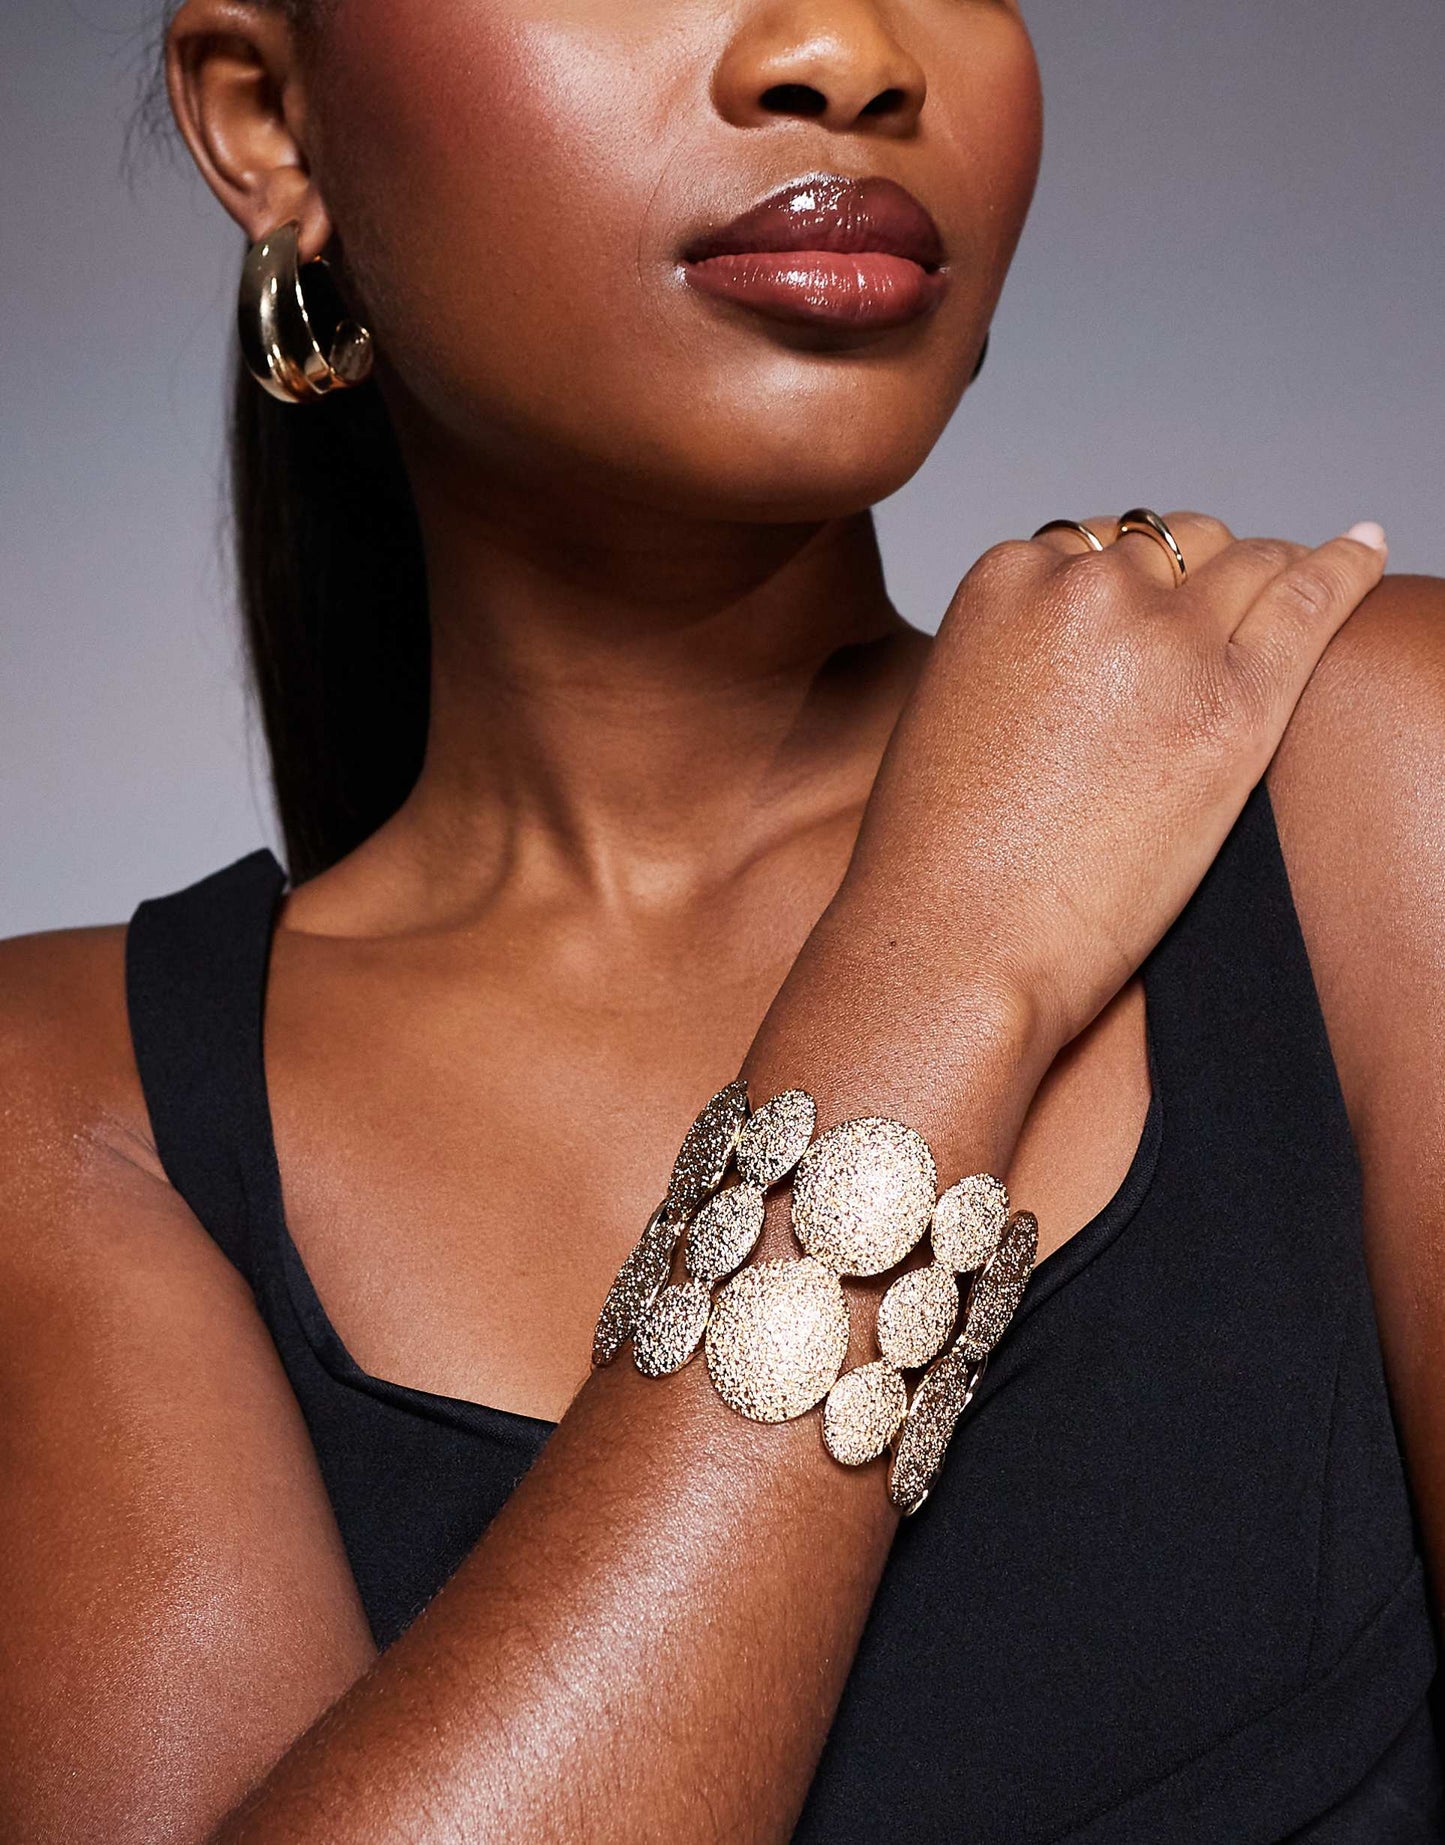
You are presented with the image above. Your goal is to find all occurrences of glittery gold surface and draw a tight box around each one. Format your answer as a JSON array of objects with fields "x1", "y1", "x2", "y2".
[
  {"x1": 957, "y1": 1211, "x2": 1038, "y2": 1363},
  {"x1": 822, "y1": 1360, "x2": 908, "y2": 1466},
  {"x1": 666, "y1": 1080, "x2": 750, "y2": 1220},
  {"x1": 633, "y1": 1278, "x2": 712, "y2": 1377},
  {"x1": 685, "y1": 1182, "x2": 766, "y2": 1284},
  {"x1": 876, "y1": 1261, "x2": 960, "y2": 1370},
  {"x1": 887, "y1": 1346, "x2": 982, "y2": 1515},
  {"x1": 591, "y1": 1202, "x2": 677, "y2": 1367},
  {"x1": 791, "y1": 1118, "x2": 937, "y2": 1278},
  {"x1": 735, "y1": 1089, "x2": 817, "y2": 1189},
  {"x1": 705, "y1": 1256, "x2": 850, "y2": 1422},
  {"x1": 930, "y1": 1172, "x2": 1010, "y2": 1274}
]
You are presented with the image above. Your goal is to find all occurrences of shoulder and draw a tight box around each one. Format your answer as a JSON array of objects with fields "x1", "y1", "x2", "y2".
[
  {"x1": 0, "y1": 922, "x2": 159, "y2": 1179},
  {"x1": 0, "y1": 921, "x2": 234, "y2": 1318},
  {"x1": 1269, "y1": 570, "x2": 1444, "y2": 862},
  {"x1": 1280, "y1": 570, "x2": 1445, "y2": 756},
  {"x1": 1267, "y1": 572, "x2": 1445, "y2": 1123}
]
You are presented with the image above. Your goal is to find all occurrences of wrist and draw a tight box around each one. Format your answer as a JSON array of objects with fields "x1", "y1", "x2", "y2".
[{"x1": 744, "y1": 901, "x2": 1056, "y2": 1181}]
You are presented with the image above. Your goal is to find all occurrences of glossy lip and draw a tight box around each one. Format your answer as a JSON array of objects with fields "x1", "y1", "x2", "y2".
[{"x1": 681, "y1": 174, "x2": 949, "y2": 332}]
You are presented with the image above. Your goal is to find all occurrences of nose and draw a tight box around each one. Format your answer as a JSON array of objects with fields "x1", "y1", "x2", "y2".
[{"x1": 713, "y1": 0, "x2": 927, "y2": 137}]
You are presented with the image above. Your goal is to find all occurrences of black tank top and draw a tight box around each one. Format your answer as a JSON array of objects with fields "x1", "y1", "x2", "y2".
[{"x1": 125, "y1": 784, "x2": 1443, "y2": 1842}]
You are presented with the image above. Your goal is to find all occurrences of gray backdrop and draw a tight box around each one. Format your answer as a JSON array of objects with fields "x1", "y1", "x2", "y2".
[{"x1": 5, "y1": 0, "x2": 1442, "y2": 937}]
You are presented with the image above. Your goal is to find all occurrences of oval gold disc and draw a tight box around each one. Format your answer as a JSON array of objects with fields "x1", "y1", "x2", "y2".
[
  {"x1": 888, "y1": 1346, "x2": 979, "y2": 1515},
  {"x1": 823, "y1": 1360, "x2": 908, "y2": 1466},
  {"x1": 705, "y1": 1257, "x2": 850, "y2": 1423},
  {"x1": 633, "y1": 1278, "x2": 712, "y2": 1378},
  {"x1": 930, "y1": 1172, "x2": 1009, "y2": 1274},
  {"x1": 686, "y1": 1183, "x2": 766, "y2": 1284},
  {"x1": 876, "y1": 1261, "x2": 960, "y2": 1370},
  {"x1": 591, "y1": 1203, "x2": 676, "y2": 1367},
  {"x1": 667, "y1": 1080, "x2": 750, "y2": 1218},
  {"x1": 957, "y1": 1211, "x2": 1038, "y2": 1363},
  {"x1": 735, "y1": 1089, "x2": 817, "y2": 1190},
  {"x1": 791, "y1": 1117, "x2": 937, "y2": 1278}
]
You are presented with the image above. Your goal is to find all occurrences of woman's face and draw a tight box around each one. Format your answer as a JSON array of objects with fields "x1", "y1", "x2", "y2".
[{"x1": 301, "y1": 0, "x2": 1042, "y2": 521}]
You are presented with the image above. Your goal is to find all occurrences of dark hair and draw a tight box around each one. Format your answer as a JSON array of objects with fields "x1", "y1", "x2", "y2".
[
  {"x1": 142, "y1": 6, "x2": 431, "y2": 885},
  {"x1": 231, "y1": 359, "x2": 431, "y2": 883}
]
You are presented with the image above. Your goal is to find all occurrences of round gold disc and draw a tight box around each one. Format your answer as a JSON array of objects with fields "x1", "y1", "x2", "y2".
[
  {"x1": 704, "y1": 1256, "x2": 850, "y2": 1423},
  {"x1": 876, "y1": 1261, "x2": 960, "y2": 1370},
  {"x1": 666, "y1": 1080, "x2": 750, "y2": 1219},
  {"x1": 822, "y1": 1360, "x2": 908, "y2": 1466},
  {"x1": 633, "y1": 1278, "x2": 712, "y2": 1377},
  {"x1": 591, "y1": 1202, "x2": 676, "y2": 1367},
  {"x1": 791, "y1": 1117, "x2": 937, "y2": 1277},
  {"x1": 930, "y1": 1173, "x2": 1009, "y2": 1274},
  {"x1": 735, "y1": 1089, "x2": 817, "y2": 1190},
  {"x1": 685, "y1": 1183, "x2": 766, "y2": 1284}
]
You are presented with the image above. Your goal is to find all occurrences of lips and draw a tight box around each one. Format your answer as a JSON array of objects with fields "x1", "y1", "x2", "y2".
[{"x1": 682, "y1": 174, "x2": 947, "y2": 332}]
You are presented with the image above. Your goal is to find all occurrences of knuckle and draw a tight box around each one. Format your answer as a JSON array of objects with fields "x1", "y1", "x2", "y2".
[
  {"x1": 963, "y1": 538, "x2": 1041, "y2": 595},
  {"x1": 1232, "y1": 537, "x2": 1303, "y2": 576},
  {"x1": 1172, "y1": 510, "x2": 1234, "y2": 547},
  {"x1": 1272, "y1": 561, "x2": 1350, "y2": 624}
]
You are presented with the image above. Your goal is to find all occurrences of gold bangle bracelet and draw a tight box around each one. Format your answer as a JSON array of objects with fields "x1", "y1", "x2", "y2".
[{"x1": 593, "y1": 1081, "x2": 1038, "y2": 1516}]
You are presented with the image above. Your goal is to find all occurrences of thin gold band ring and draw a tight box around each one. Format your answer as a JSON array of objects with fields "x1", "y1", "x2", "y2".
[
  {"x1": 1116, "y1": 507, "x2": 1188, "y2": 584},
  {"x1": 1031, "y1": 519, "x2": 1107, "y2": 552}
]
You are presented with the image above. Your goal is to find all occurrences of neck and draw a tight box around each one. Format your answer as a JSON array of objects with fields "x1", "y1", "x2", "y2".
[{"x1": 331, "y1": 441, "x2": 927, "y2": 926}]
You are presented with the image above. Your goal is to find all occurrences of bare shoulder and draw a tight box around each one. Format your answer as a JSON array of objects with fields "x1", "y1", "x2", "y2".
[
  {"x1": 1269, "y1": 570, "x2": 1445, "y2": 890},
  {"x1": 0, "y1": 914, "x2": 259, "y2": 1360},
  {"x1": 1267, "y1": 569, "x2": 1445, "y2": 1127},
  {"x1": 0, "y1": 920, "x2": 161, "y2": 1186}
]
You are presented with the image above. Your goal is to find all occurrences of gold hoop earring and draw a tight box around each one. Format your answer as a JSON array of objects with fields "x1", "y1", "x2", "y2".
[{"x1": 237, "y1": 221, "x2": 374, "y2": 404}]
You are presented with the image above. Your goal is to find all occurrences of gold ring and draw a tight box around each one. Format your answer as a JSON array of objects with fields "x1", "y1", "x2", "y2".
[
  {"x1": 1115, "y1": 508, "x2": 1187, "y2": 584},
  {"x1": 1031, "y1": 519, "x2": 1107, "y2": 552}
]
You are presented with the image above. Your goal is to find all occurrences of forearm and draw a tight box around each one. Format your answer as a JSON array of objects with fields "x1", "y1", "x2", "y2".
[{"x1": 214, "y1": 937, "x2": 1049, "y2": 1845}]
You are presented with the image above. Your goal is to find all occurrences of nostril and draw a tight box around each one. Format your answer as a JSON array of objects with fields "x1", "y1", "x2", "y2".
[
  {"x1": 760, "y1": 82, "x2": 828, "y2": 118},
  {"x1": 860, "y1": 87, "x2": 907, "y2": 117}
]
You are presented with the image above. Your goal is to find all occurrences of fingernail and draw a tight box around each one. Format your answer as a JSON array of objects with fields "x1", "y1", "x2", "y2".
[{"x1": 1344, "y1": 520, "x2": 1388, "y2": 554}]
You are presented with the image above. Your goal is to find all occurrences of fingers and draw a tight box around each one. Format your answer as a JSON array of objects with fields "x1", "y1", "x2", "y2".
[
  {"x1": 1228, "y1": 524, "x2": 1388, "y2": 702},
  {"x1": 1175, "y1": 535, "x2": 1310, "y2": 635},
  {"x1": 1032, "y1": 511, "x2": 1234, "y2": 585}
]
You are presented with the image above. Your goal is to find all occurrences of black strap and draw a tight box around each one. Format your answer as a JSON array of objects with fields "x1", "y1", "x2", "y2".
[{"x1": 124, "y1": 848, "x2": 288, "y2": 1289}]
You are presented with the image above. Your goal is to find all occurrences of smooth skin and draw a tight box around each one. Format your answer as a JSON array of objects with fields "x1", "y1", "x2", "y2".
[{"x1": 2, "y1": 2, "x2": 1443, "y2": 1841}]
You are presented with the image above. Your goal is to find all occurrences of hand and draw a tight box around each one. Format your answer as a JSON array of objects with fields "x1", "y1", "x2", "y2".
[{"x1": 829, "y1": 512, "x2": 1388, "y2": 1066}]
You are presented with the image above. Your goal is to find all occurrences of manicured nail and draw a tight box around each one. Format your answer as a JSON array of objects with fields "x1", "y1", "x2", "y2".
[{"x1": 1344, "y1": 520, "x2": 1388, "y2": 553}]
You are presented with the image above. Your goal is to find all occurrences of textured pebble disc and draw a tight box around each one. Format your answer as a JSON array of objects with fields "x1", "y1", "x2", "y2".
[
  {"x1": 685, "y1": 1183, "x2": 766, "y2": 1284},
  {"x1": 791, "y1": 1118, "x2": 937, "y2": 1278},
  {"x1": 888, "y1": 1346, "x2": 980, "y2": 1515},
  {"x1": 876, "y1": 1262, "x2": 960, "y2": 1370},
  {"x1": 823, "y1": 1360, "x2": 908, "y2": 1466},
  {"x1": 633, "y1": 1278, "x2": 712, "y2": 1377},
  {"x1": 957, "y1": 1212, "x2": 1038, "y2": 1363},
  {"x1": 735, "y1": 1090, "x2": 817, "y2": 1190},
  {"x1": 666, "y1": 1080, "x2": 750, "y2": 1218},
  {"x1": 592, "y1": 1204, "x2": 677, "y2": 1367},
  {"x1": 705, "y1": 1257, "x2": 850, "y2": 1423},
  {"x1": 931, "y1": 1173, "x2": 1010, "y2": 1274}
]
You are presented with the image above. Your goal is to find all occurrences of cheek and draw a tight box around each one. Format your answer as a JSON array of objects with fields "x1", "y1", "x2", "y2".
[{"x1": 312, "y1": 0, "x2": 698, "y2": 455}]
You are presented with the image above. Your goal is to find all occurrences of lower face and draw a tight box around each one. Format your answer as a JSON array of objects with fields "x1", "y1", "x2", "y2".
[{"x1": 306, "y1": 0, "x2": 1043, "y2": 523}]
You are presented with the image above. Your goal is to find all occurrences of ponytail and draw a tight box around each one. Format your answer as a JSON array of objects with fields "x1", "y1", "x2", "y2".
[{"x1": 230, "y1": 353, "x2": 430, "y2": 883}]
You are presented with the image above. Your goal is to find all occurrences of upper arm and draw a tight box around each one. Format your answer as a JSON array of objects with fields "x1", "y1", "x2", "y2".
[
  {"x1": 0, "y1": 927, "x2": 375, "y2": 1845},
  {"x1": 1268, "y1": 572, "x2": 1445, "y2": 1606}
]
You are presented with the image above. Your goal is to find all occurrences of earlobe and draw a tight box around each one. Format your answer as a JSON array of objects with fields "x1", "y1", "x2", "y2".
[{"x1": 165, "y1": 0, "x2": 331, "y2": 256}]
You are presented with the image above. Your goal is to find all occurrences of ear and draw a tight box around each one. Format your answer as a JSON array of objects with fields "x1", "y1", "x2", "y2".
[{"x1": 166, "y1": 0, "x2": 332, "y2": 259}]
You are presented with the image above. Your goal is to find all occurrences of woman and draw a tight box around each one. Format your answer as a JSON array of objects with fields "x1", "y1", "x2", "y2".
[{"x1": 3, "y1": 0, "x2": 1442, "y2": 1838}]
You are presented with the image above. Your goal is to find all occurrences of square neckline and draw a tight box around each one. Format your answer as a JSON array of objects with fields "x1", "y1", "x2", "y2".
[{"x1": 253, "y1": 852, "x2": 1164, "y2": 1448}]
